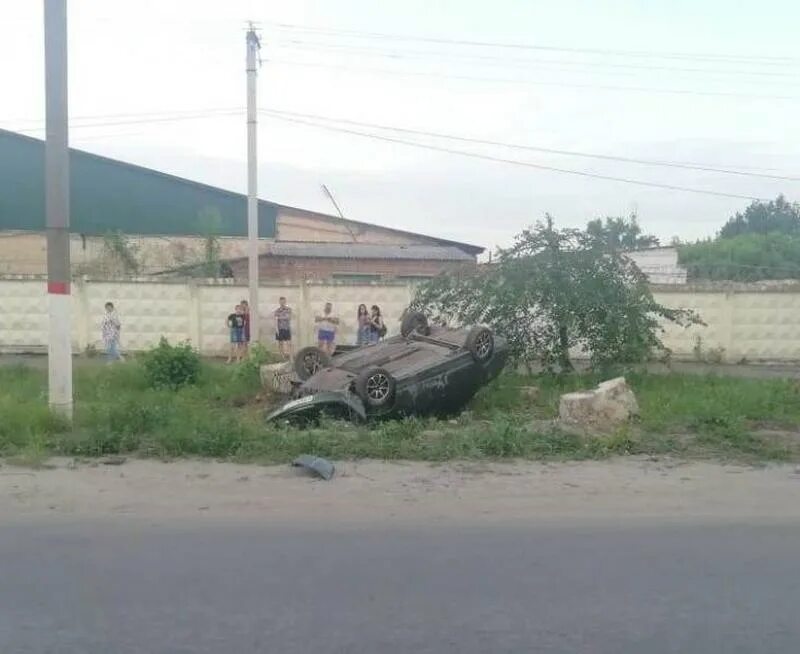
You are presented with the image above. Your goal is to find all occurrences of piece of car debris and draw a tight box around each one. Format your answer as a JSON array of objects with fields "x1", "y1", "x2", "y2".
[
  {"x1": 101, "y1": 456, "x2": 127, "y2": 466},
  {"x1": 292, "y1": 455, "x2": 335, "y2": 481}
]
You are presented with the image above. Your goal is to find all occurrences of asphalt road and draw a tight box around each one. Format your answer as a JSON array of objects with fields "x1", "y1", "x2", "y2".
[{"x1": 1, "y1": 521, "x2": 799, "y2": 653}]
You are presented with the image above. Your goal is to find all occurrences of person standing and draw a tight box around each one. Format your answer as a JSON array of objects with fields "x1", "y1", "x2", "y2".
[
  {"x1": 240, "y1": 299, "x2": 251, "y2": 356},
  {"x1": 273, "y1": 296, "x2": 293, "y2": 360},
  {"x1": 226, "y1": 304, "x2": 245, "y2": 363},
  {"x1": 356, "y1": 304, "x2": 370, "y2": 345},
  {"x1": 315, "y1": 302, "x2": 339, "y2": 356},
  {"x1": 369, "y1": 304, "x2": 386, "y2": 344},
  {"x1": 101, "y1": 302, "x2": 124, "y2": 363}
]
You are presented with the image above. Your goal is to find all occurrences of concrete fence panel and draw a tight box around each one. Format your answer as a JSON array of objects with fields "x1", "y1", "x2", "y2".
[{"x1": 2, "y1": 277, "x2": 800, "y2": 363}]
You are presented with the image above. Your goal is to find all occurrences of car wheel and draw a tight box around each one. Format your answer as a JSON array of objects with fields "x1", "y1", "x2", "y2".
[
  {"x1": 400, "y1": 311, "x2": 430, "y2": 337},
  {"x1": 293, "y1": 346, "x2": 331, "y2": 381},
  {"x1": 466, "y1": 326, "x2": 494, "y2": 363},
  {"x1": 355, "y1": 367, "x2": 396, "y2": 408}
]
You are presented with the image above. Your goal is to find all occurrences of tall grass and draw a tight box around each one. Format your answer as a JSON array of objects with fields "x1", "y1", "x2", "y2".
[{"x1": 1, "y1": 361, "x2": 799, "y2": 464}]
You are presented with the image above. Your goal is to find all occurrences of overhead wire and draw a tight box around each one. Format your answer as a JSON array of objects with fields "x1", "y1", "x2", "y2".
[
  {"x1": 259, "y1": 111, "x2": 769, "y2": 201},
  {"x1": 4, "y1": 110, "x2": 243, "y2": 135},
  {"x1": 271, "y1": 39, "x2": 800, "y2": 81},
  {"x1": 265, "y1": 22, "x2": 800, "y2": 65},
  {"x1": 265, "y1": 58, "x2": 800, "y2": 101},
  {"x1": 260, "y1": 107, "x2": 799, "y2": 181},
  {"x1": 3, "y1": 107, "x2": 243, "y2": 127}
]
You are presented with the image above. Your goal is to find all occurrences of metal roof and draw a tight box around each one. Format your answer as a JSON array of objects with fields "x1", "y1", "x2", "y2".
[
  {"x1": 0, "y1": 129, "x2": 484, "y2": 254},
  {"x1": 254, "y1": 241, "x2": 476, "y2": 261},
  {"x1": 0, "y1": 129, "x2": 276, "y2": 238}
]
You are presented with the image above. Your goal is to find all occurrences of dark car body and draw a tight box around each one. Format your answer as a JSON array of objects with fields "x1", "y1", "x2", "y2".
[{"x1": 266, "y1": 325, "x2": 508, "y2": 424}]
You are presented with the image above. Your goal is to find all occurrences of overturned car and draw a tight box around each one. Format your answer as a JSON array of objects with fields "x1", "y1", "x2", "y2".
[{"x1": 266, "y1": 312, "x2": 508, "y2": 424}]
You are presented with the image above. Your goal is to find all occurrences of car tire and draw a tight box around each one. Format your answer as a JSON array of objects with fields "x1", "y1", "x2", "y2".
[
  {"x1": 294, "y1": 346, "x2": 331, "y2": 381},
  {"x1": 400, "y1": 311, "x2": 430, "y2": 337},
  {"x1": 355, "y1": 367, "x2": 396, "y2": 408},
  {"x1": 466, "y1": 326, "x2": 494, "y2": 363}
]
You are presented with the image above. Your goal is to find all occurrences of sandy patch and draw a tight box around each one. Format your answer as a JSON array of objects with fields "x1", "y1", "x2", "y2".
[{"x1": 2, "y1": 457, "x2": 800, "y2": 526}]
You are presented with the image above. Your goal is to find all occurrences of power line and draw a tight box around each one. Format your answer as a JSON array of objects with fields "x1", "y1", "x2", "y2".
[
  {"x1": 4, "y1": 110, "x2": 243, "y2": 134},
  {"x1": 2, "y1": 107, "x2": 243, "y2": 127},
  {"x1": 266, "y1": 59, "x2": 800, "y2": 101},
  {"x1": 266, "y1": 22, "x2": 800, "y2": 65},
  {"x1": 260, "y1": 107, "x2": 799, "y2": 182},
  {"x1": 260, "y1": 112, "x2": 768, "y2": 201},
  {"x1": 273, "y1": 39, "x2": 800, "y2": 81}
]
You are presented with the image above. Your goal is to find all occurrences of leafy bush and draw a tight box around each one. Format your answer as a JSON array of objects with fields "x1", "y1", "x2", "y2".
[{"x1": 141, "y1": 338, "x2": 201, "y2": 390}]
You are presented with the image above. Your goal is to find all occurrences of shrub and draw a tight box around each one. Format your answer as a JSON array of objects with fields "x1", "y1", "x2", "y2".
[{"x1": 141, "y1": 338, "x2": 201, "y2": 390}]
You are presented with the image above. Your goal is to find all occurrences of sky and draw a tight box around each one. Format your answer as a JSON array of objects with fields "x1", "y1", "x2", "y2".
[{"x1": 1, "y1": 0, "x2": 798, "y2": 252}]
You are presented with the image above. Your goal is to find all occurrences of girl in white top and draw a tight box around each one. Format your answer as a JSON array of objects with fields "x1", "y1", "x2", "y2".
[{"x1": 315, "y1": 302, "x2": 340, "y2": 355}]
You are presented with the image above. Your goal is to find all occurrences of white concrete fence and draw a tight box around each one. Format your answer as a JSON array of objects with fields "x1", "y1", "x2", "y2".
[{"x1": 1, "y1": 277, "x2": 800, "y2": 363}]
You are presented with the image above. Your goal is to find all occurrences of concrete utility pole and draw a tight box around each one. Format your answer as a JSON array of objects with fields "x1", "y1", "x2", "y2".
[
  {"x1": 246, "y1": 23, "x2": 260, "y2": 342},
  {"x1": 44, "y1": 0, "x2": 73, "y2": 418}
]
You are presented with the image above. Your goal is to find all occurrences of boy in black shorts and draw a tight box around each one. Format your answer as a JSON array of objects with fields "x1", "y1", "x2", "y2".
[{"x1": 273, "y1": 296, "x2": 292, "y2": 359}]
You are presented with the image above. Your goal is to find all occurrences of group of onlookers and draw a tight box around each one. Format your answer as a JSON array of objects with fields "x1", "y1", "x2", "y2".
[
  {"x1": 98, "y1": 296, "x2": 389, "y2": 365},
  {"x1": 264, "y1": 298, "x2": 386, "y2": 359}
]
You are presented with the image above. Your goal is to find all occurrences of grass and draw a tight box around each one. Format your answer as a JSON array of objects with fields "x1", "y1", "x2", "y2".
[{"x1": 1, "y1": 359, "x2": 799, "y2": 465}]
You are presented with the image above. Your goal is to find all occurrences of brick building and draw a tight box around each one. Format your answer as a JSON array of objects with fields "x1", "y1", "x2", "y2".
[
  {"x1": 223, "y1": 242, "x2": 475, "y2": 283},
  {"x1": 0, "y1": 129, "x2": 483, "y2": 278}
]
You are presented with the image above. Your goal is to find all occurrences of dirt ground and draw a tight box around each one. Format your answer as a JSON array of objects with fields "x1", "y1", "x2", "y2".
[{"x1": 3, "y1": 457, "x2": 800, "y2": 526}]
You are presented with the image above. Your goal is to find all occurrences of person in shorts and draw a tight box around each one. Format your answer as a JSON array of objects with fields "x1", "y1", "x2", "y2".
[
  {"x1": 273, "y1": 296, "x2": 292, "y2": 359},
  {"x1": 226, "y1": 304, "x2": 245, "y2": 363},
  {"x1": 315, "y1": 301, "x2": 339, "y2": 356}
]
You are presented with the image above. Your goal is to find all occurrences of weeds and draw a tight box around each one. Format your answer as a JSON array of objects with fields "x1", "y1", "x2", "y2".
[{"x1": 1, "y1": 361, "x2": 799, "y2": 465}]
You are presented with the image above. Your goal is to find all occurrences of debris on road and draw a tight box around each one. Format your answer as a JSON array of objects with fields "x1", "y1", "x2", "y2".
[
  {"x1": 101, "y1": 456, "x2": 127, "y2": 466},
  {"x1": 292, "y1": 455, "x2": 336, "y2": 481},
  {"x1": 558, "y1": 377, "x2": 640, "y2": 431}
]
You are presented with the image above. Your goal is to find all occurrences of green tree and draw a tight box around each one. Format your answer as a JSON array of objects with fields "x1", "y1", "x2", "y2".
[
  {"x1": 679, "y1": 233, "x2": 800, "y2": 281},
  {"x1": 585, "y1": 213, "x2": 659, "y2": 250},
  {"x1": 411, "y1": 216, "x2": 697, "y2": 371},
  {"x1": 677, "y1": 195, "x2": 800, "y2": 281},
  {"x1": 719, "y1": 195, "x2": 800, "y2": 238}
]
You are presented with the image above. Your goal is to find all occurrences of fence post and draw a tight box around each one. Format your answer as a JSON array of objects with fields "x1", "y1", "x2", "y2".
[
  {"x1": 299, "y1": 278, "x2": 311, "y2": 347},
  {"x1": 188, "y1": 280, "x2": 202, "y2": 353},
  {"x1": 722, "y1": 289, "x2": 736, "y2": 363},
  {"x1": 75, "y1": 276, "x2": 90, "y2": 353}
]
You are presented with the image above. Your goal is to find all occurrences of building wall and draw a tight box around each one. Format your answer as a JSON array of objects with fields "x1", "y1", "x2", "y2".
[
  {"x1": 627, "y1": 247, "x2": 687, "y2": 285},
  {"x1": 0, "y1": 207, "x2": 466, "y2": 275},
  {"x1": 228, "y1": 255, "x2": 464, "y2": 282},
  {"x1": 0, "y1": 231, "x2": 265, "y2": 276},
  {"x1": 3, "y1": 278, "x2": 800, "y2": 362}
]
